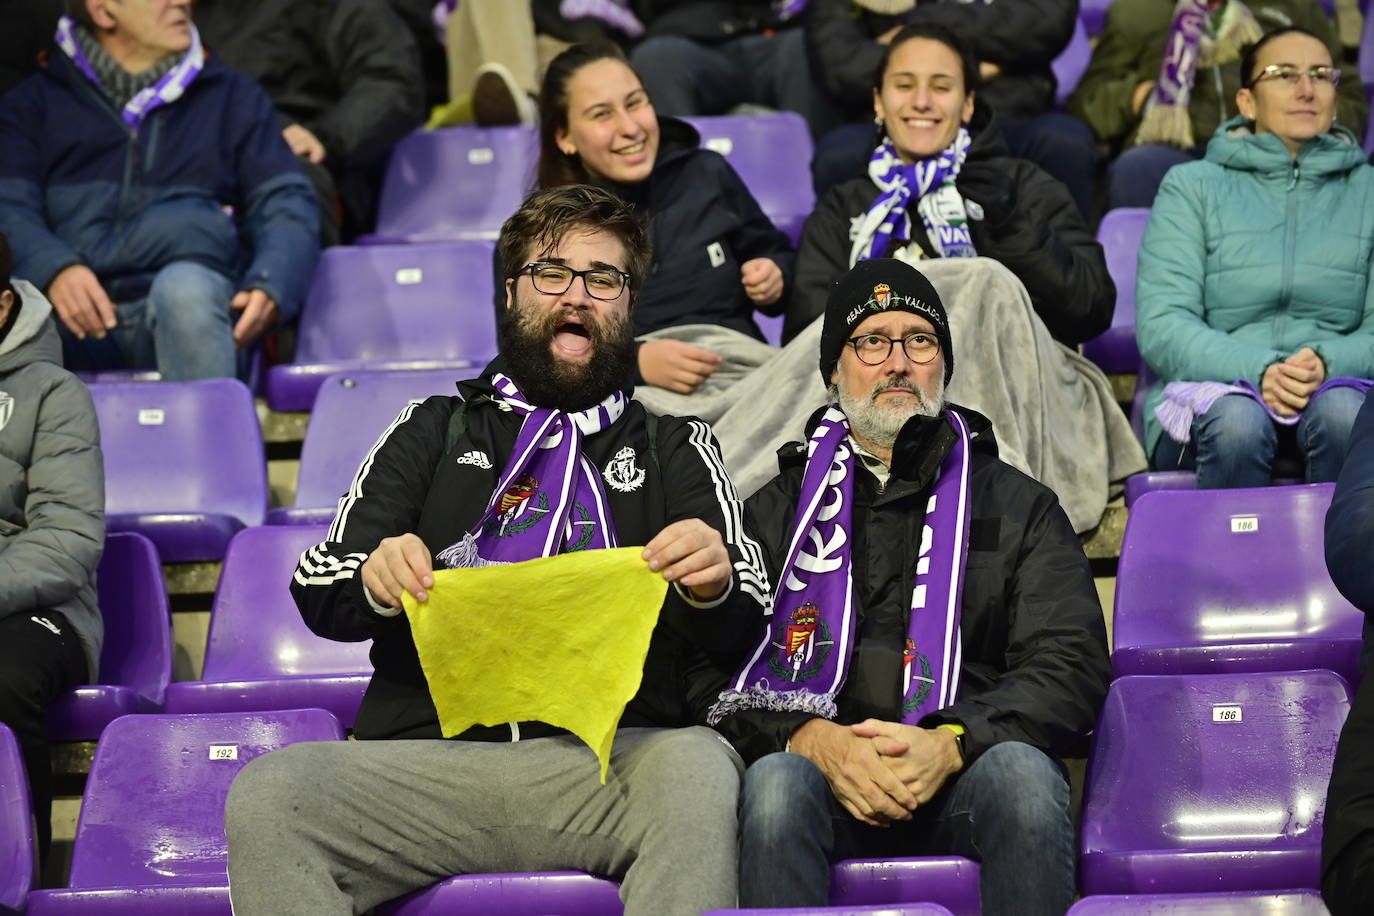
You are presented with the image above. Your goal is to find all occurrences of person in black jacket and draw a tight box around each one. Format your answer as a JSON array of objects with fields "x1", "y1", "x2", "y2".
[
  {"x1": 494, "y1": 41, "x2": 796, "y2": 396},
  {"x1": 804, "y1": 0, "x2": 1097, "y2": 217},
  {"x1": 196, "y1": 0, "x2": 425, "y2": 243},
  {"x1": 225, "y1": 185, "x2": 772, "y2": 916},
  {"x1": 1326, "y1": 389, "x2": 1374, "y2": 673},
  {"x1": 0, "y1": 0, "x2": 61, "y2": 98},
  {"x1": 706, "y1": 258, "x2": 1110, "y2": 915},
  {"x1": 787, "y1": 23, "x2": 1113, "y2": 347}
]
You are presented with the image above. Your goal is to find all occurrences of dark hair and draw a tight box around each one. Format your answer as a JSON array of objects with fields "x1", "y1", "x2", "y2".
[
  {"x1": 871, "y1": 22, "x2": 982, "y2": 97},
  {"x1": 1240, "y1": 26, "x2": 1329, "y2": 88},
  {"x1": 65, "y1": 0, "x2": 97, "y2": 30},
  {"x1": 536, "y1": 42, "x2": 643, "y2": 189},
  {"x1": 497, "y1": 184, "x2": 651, "y2": 298}
]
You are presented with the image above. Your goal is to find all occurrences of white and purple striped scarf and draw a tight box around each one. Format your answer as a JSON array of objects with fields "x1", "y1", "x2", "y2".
[
  {"x1": 849, "y1": 131, "x2": 976, "y2": 268},
  {"x1": 435, "y1": 374, "x2": 625, "y2": 569},
  {"x1": 1156, "y1": 377, "x2": 1373, "y2": 443},
  {"x1": 55, "y1": 15, "x2": 204, "y2": 131},
  {"x1": 709, "y1": 406, "x2": 972, "y2": 725},
  {"x1": 1135, "y1": 0, "x2": 1261, "y2": 149}
]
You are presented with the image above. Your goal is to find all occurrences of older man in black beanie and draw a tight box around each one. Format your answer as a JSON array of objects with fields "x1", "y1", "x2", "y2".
[{"x1": 705, "y1": 258, "x2": 1110, "y2": 916}]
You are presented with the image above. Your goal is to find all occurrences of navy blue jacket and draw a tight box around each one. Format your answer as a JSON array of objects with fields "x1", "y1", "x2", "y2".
[
  {"x1": 1326, "y1": 390, "x2": 1374, "y2": 615},
  {"x1": 0, "y1": 47, "x2": 318, "y2": 316}
]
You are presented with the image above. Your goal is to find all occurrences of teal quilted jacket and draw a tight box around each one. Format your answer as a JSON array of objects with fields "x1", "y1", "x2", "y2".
[{"x1": 1136, "y1": 116, "x2": 1374, "y2": 457}]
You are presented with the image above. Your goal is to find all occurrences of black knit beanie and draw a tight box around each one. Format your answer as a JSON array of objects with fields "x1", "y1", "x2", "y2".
[{"x1": 818, "y1": 258, "x2": 953, "y2": 385}]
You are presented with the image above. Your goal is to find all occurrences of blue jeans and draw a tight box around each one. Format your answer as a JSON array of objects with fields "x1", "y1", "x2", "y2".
[
  {"x1": 629, "y1": 30, "x2": 844, "y2": 138},
  {"x1": 811, "y1": 114, "x2": 1098, "y2": 220},
  {"x1": 1150, "y1": 388, "x2": 1366, "y2": 489},
  {"x1": 1106, "y1": 142, "x2": 1202, "y2": 210},
  {"x1": 737, "y1": 742, "x2": 1075, "y2": 915},
  {"x1": 61, "y1": 261, "x2": 238, "y2": 381}
]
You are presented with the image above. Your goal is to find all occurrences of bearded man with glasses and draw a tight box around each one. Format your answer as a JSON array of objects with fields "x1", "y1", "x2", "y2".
[
  {"x1": 705, "y1": 258, "x2": 1111, "y2": 916},
  {"x1": 224, "y1": 184, "x2": 772, "y2": 916}
]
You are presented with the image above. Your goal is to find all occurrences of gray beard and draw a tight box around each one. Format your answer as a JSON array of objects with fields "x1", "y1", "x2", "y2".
[{"x1": 831, "y1": 375, "x2": 945, "y2": 451}]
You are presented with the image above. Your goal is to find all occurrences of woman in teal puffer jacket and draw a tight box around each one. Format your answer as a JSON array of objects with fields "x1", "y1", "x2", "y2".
[{"x1": 1136, "y1": 26, "x2": 1374, "y2": 489}]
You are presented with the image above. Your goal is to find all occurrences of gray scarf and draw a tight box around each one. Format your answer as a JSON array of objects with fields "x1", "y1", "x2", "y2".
[{"x1": 74, "y1": 24, "x2": 178, "y2": 114}]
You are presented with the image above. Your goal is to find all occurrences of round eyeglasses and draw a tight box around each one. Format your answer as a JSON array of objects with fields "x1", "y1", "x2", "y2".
[
  {"x1": 1248, "y1": 64, "x2": 1340, "y2": 89},
  {"x1": 514, "y1": 262, "x2": 630, "y2": 301},
  {"x1": 846, "y1": 332, "x2": 941, "y2": 366}
]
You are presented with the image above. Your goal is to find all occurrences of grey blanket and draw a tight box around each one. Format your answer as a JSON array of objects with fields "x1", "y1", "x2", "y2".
[{"x1": 634, "y1": 258, "x2": 1146, "y2": 533}]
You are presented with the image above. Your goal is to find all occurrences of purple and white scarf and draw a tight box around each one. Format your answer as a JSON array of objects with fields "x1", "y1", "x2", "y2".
[
  {"x1": 559, "y1": 0, "x2": 645, "y2": 37},
  {"x1": 709, "y1": 406, "x2": 972, "y2": 724},
  {"x1": 850, "y1": 131, "x2": 976, "y2": 268},
  {"x1": 1135, "y1": 0, "x2": 1261, "y2": 149},
  {"x1": 1156, "y1": 377, "x2": 1374, "y2": 443},
  {"x1": 55, "y1": 15, "x2": 205, "y2": 131},
  {"x1": 435, "y1": 374, "x2": 623, "y2": 569}
]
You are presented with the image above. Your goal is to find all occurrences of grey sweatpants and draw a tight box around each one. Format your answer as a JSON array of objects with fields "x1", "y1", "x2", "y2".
[{"x1": 225, "y1": 727, "x2": 742, "y2": 916}]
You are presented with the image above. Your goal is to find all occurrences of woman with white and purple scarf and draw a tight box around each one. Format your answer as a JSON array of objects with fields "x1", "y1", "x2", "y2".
[
  {"x1": 1138, "y1": 27, "x2": 1374, "y2": 489},
  {"x1": 787, "y1": 22, "x2": 1114, "y2": 347}
]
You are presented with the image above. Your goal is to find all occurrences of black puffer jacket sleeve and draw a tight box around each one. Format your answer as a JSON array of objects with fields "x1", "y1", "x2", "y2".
[
  {"x1": 957, "y1": 158, "x2": 1115, "y2": 344},
  {"x1": 1326, "y1": 391, "x2": 1374, "y2": 614},
  {"x1": 308, "y1": 0, "x2": 425, "y2": 168},
  {"x1": 786, "y1": 183, "x2": 854, "y2": 344}
]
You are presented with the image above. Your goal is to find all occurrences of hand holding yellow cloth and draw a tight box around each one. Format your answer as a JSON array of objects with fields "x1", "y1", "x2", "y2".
[{"x1": 403, "y1": 547, "x2": 669, "y2": 783}]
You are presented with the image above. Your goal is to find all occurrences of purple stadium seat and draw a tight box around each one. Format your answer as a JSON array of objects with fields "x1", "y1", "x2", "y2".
[
  {"x1": 706, "y1": 906, "x2": 955, "y2": 915},
  {"x1": 1053, "y1": 17, "x2": 1092, "y2": 104},
  {"x1": 682, "y1": 113, "x2": 815, "y2": 246},
  {"x1": 26, "y1": 709, "x2": 344, "y2": 915},
  {"x1": 757, "y1": 312, "x2": 784, "y2": 348},
  {"x1": 48, "y1": 533, "x2": 172, "y2": 741},
  {"x1": 829, "y1": 858, "x2": 979, "y2": 916},
  {"x1": 164, "y1": 525, "x2": 372, "y2": 726},
  {"x1": 94, "y1": 380, "x2": 266, "y2": 563},
  {"x1": 1082, "y1": 208, "x2": 1149, "y2": 373},
  {"x1": 1079, "y1": 0, "x2": 1111, "y2": 35},
  {"x1": 362, "y1": 125, "x2": 536, "y2": 245},
  {"x1": 74, "y1": 370, "x2": 162, "y2": 384},
  {"x1": 264, "y1": 242, "x2": 496, "y2": 412},
  {"x1": 376, "y1": 872, "x2": 623, "y2": 916},
  {"x1": 1068, "y1": 890, "x2": 1329, "y2": 914},
  {"x1": 1080, "y1": 670, "x2": 1351, "y2": 896},
  {"x1": 1113, "y1": 484, "x2": 1363, "y2": 682},
  {"x1": 269, "y1": 369, "x2": 462, "y2": 525},
  {"x1": 0, "y1": 724, "x2": 33, "y2": 915}
]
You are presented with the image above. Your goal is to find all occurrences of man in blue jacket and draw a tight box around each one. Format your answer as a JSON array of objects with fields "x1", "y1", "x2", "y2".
[{"x1": 0, "y1": 0, "x2": 319, "y2": 381}]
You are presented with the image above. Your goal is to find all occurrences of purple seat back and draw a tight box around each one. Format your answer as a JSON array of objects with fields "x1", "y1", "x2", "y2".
[
  {"x1": 1069, "y1": 891, "x2": 1329, "y2": 914},
  {"x1": 1080, "y1": 671, "x2": 1351, "y2": 895},
  {"x1": 94, "y1": 532, "x2": 171, "y2": 704},
  {"x1": 93, "y1": 380, "x2": 266, "y2": 558},
  {"x1": 682, "y1": 113, "x2": 815, "y2": 245},
  {"x1": 830, "y1": 857, "x2": 979, "y2": 916},
  {"x1": 1079, "y1": 0, "x2": 1111, "y2": 35},
  {"x1": 1114, "y1": 484, "x2": 1363, "y2": 681},
  {"x1": 1053, "y1": 17, "x2": 1092, "y2": 104},
  {"x1": 293, "y1": 370, "x2": 463, "y2": 512},
  {"x1": 376, "y1": 871, "x2": 623, "y2": 915},
  {"x1": 68, "y1": 710, "x2": 344, "y2": 888},
  {"x1": 293, "y1": 243, "x2": 498, "y2": 367},
  {"x1": 202, "y1": 526, "x2": 371, "y2": 680},
  {"x1": 1083, "y1": 208, "x2": 1149, "y2": 373},
  {"x1": 707, "y1": 907, "x2": 954, "y2": 915},
  {"x1": 369, "y1": 126, "x2": 536, "y2": 243},
  {"x1": 0, "y1": 723, "x2": 33, "y2": 913}
]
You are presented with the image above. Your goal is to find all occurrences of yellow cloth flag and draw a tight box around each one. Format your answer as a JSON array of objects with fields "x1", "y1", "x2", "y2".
[{"x1": 403, "y1": 547, "x2": 669, "y2": 783}]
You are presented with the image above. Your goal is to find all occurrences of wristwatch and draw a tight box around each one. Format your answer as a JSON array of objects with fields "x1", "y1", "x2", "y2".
[{"x1": 936, "y1": 722, "x2": 967, "y2": 763}]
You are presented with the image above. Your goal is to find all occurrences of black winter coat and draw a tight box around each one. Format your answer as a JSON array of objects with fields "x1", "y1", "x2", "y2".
[
  {"x1": 1323, "y1": 670, "x2": 1374, "y2": 916},
  {"x1": 493, "y1": 119, "x2": 795, "y2": 345},
  {"x1": 292, "y1": 363, "x2": 772, "y2": 742},
  {"x1": 804, "y1": 0, "x2": 1077, "y2": 122},
  {"x1": 195, "y1": 0, "x2": 424, "y2": 170},
  {"x1": 697, "y1": 406, "x2": 1111, "y2": 766},
  {"x1": 635, "y1": 0, "x2": 793, "y2": 41},
  {"x1": 786, "y1": 105, "x2": 1113, "y2": 345}
]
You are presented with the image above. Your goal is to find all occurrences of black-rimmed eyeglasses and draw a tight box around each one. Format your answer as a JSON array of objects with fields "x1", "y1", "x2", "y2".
[
  {"x1": 846, "y1": 332, "x2": 941, "y2": 366},
  {"x1": 513, "y1": 262, "x2": 630, "y2": 300}
]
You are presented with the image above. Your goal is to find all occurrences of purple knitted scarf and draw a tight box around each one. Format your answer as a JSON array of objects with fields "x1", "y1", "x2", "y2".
[
  {"x1": 435, "y1": 373, "x2": 624, "y2": 568},
  {"x1": 1156, "y1": 377, "x2": 1374, "y2": 443},
  {"x1": 709, "y1": 406, "x2": 972, "y2": 724}
]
